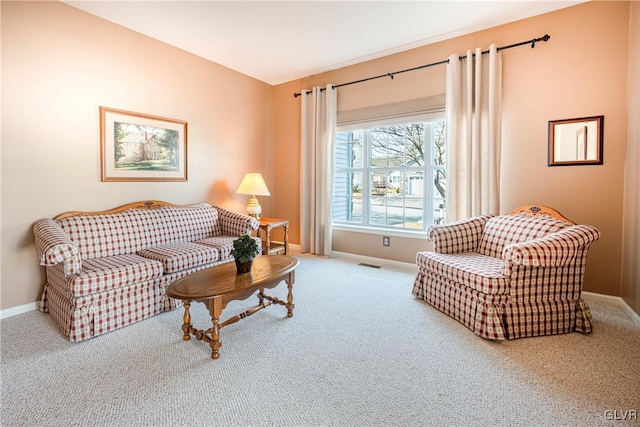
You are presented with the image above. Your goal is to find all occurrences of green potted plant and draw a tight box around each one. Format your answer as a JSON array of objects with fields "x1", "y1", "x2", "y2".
[{"x1": 232, "y1": 234, "x2": 261, "y2": 274}]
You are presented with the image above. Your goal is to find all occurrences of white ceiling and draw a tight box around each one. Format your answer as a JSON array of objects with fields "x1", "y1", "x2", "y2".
[{"x1": 65, "y1": 1, "x2": 585, "y2": 85}]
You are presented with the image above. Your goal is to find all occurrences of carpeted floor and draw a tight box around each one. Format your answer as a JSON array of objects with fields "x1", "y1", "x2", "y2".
[{"x1": 1, "y1": 253, "x2": 639, "y2": 426}]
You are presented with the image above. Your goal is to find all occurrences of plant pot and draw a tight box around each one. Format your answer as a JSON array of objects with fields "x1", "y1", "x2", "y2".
[{"x1": 235, "y1": 258, "x2": 253, "y2": 274}]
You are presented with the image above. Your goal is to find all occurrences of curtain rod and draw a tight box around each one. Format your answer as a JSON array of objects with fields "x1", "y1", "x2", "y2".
[{"x1": 293, "y1": 34, "x2": 550, "y2": 97}]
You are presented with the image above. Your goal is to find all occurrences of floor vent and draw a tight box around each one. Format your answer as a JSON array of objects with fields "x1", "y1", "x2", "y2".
[{"x1": 358, "y1": 262, "x2": 382, "y2": 269}]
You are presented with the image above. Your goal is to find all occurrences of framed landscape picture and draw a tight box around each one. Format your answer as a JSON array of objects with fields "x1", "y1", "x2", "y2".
[{"x1": 100, "y1": 107, "x2": 188, "y2": 181}]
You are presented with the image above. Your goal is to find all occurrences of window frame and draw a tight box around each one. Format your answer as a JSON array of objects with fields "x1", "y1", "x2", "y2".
[{"x1": 332, "y1": 114, "x2": 446, "y2": 234}]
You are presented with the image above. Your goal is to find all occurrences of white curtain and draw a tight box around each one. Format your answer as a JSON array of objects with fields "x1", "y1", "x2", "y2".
[
  {"x1": 445, "y1": 44, "x2": 502, "y2": 222},
  {"x1": 300, "y1": 85, "x2": 337, "y2": 255}
]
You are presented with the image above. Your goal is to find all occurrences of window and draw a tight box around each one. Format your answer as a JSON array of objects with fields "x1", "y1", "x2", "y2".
[{"x1": 333, "y1": 119, "x2": 446, "y2": 232}]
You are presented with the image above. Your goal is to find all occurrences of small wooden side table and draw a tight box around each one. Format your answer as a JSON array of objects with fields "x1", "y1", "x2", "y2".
[{"x1": 259, "y1": 217, "x2": 289, "y2": 255}]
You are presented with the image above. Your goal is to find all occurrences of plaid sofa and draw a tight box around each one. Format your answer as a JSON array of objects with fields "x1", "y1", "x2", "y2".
[
  {"x1": 33, "y1": 203, "x2": 259, "y2": 342},
  {"x1": 412, "y1": 213, "x2": 600, "y2": 340}
]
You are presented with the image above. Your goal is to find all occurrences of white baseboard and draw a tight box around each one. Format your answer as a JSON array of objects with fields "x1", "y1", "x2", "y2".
[
  {"x1": 581, "y1": 291, "x2": 622, "y2": 304},
  {"x1": 582, "y1": 291, "x2": 640, "y2": 328},
  {"x1": 330, "y1": 250, "x2": 418, "y2": 270},
  {"x1": 620, "y1": 300, "x2": 640, "y2": 328},
  {"x1": 0, "y1": 301, "x2": 39, "y2": 320}
]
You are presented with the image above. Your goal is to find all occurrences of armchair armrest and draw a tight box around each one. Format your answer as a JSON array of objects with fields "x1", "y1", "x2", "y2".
[
  {"x1": 427, "y1": 214, "x2": 493, "y2": 254},
  {"x1": 33, "y1": 219, "x2": 81, "y2": 272},
  {"x1": 502, "y1": 224, "x2": 600, "y2": 267},
  {"x1": 215, "y1": 206, "x2": 259, "y2": 236}
]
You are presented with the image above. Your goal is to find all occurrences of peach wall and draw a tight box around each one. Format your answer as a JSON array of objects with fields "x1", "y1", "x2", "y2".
[
  {"x1": 273, "y1": 1, "x2": 631, "y2": 296},
  {"x1": 1, "y1": 1, "x2": 273, "y2": 310}
]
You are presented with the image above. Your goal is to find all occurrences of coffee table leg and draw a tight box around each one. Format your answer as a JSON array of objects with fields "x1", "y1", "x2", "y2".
[
  {"x1": 286, "y1": 276, "x2": 295, "y2": 318},
  {"x1": 209, "y1": 297, "x2": 223, "y2": 359},
  {"x1": 258, "y1": 288, "x2": 265, "y2": 306},
  {"x1": 182, "y1": 300, "x2": 192, "y2": 341}
]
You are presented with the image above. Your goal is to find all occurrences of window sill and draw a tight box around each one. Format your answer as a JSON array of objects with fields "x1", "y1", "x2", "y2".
[{"x1": 332, "y1": 224, "x2": 428, "y2": 239}]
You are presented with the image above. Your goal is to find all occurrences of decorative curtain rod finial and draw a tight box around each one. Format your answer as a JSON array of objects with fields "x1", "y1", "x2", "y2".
[{"x1": 532, "y1": 34, "x2": 551, "y2": 48}]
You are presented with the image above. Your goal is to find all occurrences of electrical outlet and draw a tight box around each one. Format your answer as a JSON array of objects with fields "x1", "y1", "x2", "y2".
[{"x1": 382, "y1": 236, "x2": 390, "y2": 247}]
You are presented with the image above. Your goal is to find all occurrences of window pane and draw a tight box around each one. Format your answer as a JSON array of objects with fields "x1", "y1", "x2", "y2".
[
  {"x1": 371, "y1": 172, "x2": 387, "y2": 196},
  {"x1": 407, "y1": 171, "x2": 424, "y2": 196},
  {"x1": 349, "y1": 131, "x2": 364, "y2": 168},
  {"x1": 351, "y1": 140, "x2": 363, "y2": 168},
  {"x1": 333, "y1": 172, "x2": 362, "y2": 223},
  {"x1": 389, "y1": 170, "x2": 404, "y2": 194},
  {"x1": 387, "y1": 196, "x2": 404, "y2": 227},
  {"x1": 433, "y1": 120, "x2": 446, "y2": 166},
  {"x1": 433, "y1": 169, "x2": 446, "y2": 225},
  {"x1": 369, "y1": 196, "x2": 386, "y2": 225},
  {"x1": 370, "y1": 128, "x2": 388, "y2": 167},
  {"x1": 387, "y1": 137, "x2": 405, "y2": 166},
  {"x1": 405, "y1": 123, "x2": 425, "y2": 166},
  {"x1": 334, "y1": 133, "x2": 351, "y2": 168},
  {"x1": 335, "y1": 132, "x2": 364, "y2": 169},
  {"x1": 405, "y1": 197, "x2": 424, "y2": 229},
  {"x1": 433, "y1": 168, "x2": 446, "y2": 201}
]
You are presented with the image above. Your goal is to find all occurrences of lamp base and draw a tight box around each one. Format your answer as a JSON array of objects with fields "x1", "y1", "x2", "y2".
[{"x1": 246, "y1": 195, "x2": 262, "y2": 221}]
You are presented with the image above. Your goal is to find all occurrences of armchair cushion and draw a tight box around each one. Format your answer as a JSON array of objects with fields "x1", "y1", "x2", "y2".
[
  {"x1": 478, "y1": 214, "x2": 570, "y2": 258},
  {"x1": 417, "y1": 252, "x2": 507, "y2": 295},
  {"x1": 502, "y1": 224, "x2": 601, "y2": 268},
  {"x1": 428, "y1": 215, "x2": 493, "y2": 254}
]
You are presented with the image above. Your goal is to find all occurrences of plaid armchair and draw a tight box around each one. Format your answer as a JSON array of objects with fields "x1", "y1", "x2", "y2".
[{"x1": 412, "y1": 206, "x2": 600, "y2": 340}]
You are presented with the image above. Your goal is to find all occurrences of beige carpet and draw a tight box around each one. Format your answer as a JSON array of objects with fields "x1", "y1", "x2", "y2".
[{"x1": 1, "y1": 253, "x2": 639, "y2": 426}]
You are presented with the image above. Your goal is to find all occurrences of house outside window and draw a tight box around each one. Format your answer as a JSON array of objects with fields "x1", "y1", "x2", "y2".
[{"x1": 333, "y1": 119, "x2": 446, "y2": 232}]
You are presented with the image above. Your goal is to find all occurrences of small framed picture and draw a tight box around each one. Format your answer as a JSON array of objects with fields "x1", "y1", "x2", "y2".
[
  {"x1": 548, "y1": 115, "x2": 603, "y2": 166},
  {"x1": 100, "y1": 107, "x2": 188, "y2": 181}
]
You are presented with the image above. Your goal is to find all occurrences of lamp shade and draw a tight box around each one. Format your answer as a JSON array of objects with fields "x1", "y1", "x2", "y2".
[{"x1": 236, "y1": 173, "x2": 270, "y2": 196}]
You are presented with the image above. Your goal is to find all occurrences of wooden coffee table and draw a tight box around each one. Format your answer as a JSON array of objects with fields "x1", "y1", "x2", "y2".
[{"x1": 166, "y1": 255, "x2": 299, "y2": 360}]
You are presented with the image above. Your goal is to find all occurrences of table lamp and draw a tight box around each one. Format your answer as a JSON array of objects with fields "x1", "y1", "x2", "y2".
[{"x1": 236, "y1": 173, "x2": 270, "y2": 221}]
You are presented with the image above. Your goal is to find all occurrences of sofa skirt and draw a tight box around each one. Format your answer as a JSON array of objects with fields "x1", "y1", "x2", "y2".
[
  {"x1": 40, "y1": 260, "x2": 228, "y2": 342},
  {"x1": 412, "y1": 270, "x2": 593, "y2": 340}
]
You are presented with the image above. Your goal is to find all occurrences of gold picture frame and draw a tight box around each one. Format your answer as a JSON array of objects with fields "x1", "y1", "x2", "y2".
[{"x1": 100, "y1": 107, "x2": 188, "y2": 182}]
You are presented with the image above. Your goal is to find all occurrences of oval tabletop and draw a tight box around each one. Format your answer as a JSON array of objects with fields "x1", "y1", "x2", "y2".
[{"x1": 166, "y1": 255, "x2": 299, "y2": 300}]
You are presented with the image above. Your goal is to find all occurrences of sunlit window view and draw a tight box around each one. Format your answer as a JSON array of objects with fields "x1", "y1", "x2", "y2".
[{"x1": 333, "y1": 120, "x2": 446, "y2": 231}]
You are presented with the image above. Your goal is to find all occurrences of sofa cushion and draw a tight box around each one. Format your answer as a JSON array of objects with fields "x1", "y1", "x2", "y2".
[
  {"x1": 57, "y1": 203, "x2": 220, "y2": 259},
  {"x1": 478, "y1": 215, "x2": 570, "y2": 259},
  {"x1": 196, "y1": 236, "x2": 235, "y2": 259},
  {"x1": 67, "y1": 254, "x2": 164, "y2": 297},
  {"x1": 416, "y1": 251, "x2": 507, "y2": 295},
  {"x1": 138, "y1": 242, "x2": 219, "y2": 273},
  {"x1": 196, "y1": 235, "x2": 262, "y2": 260}
]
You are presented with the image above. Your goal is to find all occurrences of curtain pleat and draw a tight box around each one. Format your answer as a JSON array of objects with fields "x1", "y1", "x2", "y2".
[
  {"x1": 445, "y1": 45, "x2": 502, "y2": 223},
  {"x1": 300, "y1": 85, "x2": 337, "y2": 255}
]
